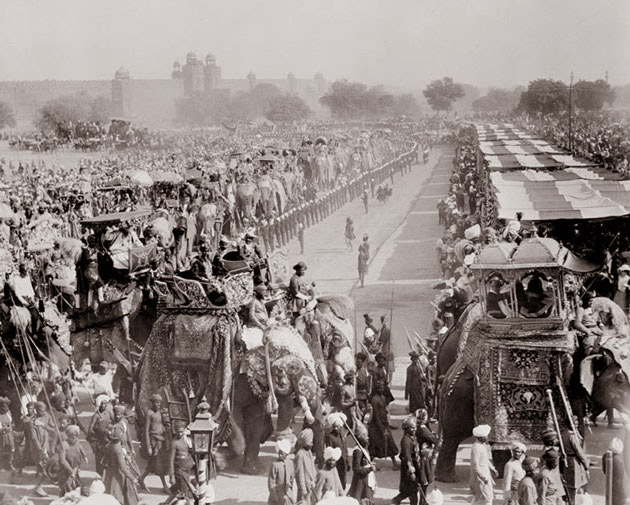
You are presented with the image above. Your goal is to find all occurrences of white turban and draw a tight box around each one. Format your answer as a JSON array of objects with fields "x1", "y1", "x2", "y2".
[
  {"x1": 89, "y1": 479, "x2": 105, "y2": 495},
  {"x1": 327, "y1": 412, "x2": 347, "y2": 428},
  {"x1": 512, "y1": 442, "x2": 526, "y2": 453},
  {"x1": 610, "y1": 437, "x2": 624, "y2": 455},
  {"x1": 95, "y1": 395, "x2": 109, "y2": 406},
  {"x1": 472, "y1": 424, "x2": 491, "y2": 438},
  {"x1": 324, "y1": 446, "x2": 342, "y2": 462},
  {"x1": 276, "y1": 439, "x2": 292, "y2": 454}
]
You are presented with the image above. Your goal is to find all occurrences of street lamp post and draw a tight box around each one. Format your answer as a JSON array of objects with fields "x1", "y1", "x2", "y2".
[{"x1": 187, "y1": 399, "x2": 218, "y2": 505}]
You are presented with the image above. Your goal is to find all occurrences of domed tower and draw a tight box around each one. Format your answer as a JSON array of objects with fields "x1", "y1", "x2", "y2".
[
  {"x1": 172, "y1": 61, "x2": 182, "y2": 79},
  {"x1": 314, "y1": 72, "x2": 326, "y2": 95},
  {"x1": 182, "y1": 51, "x2": 204, "y2": 96},
  {"x1": 247, "y1": 71, "x2": 256, "y2": 92},
  {"x1": 204, "y1": 53, "x2": 222, "y2": 91},
  {"x1": 112, "y1": 67, "x2": 131, "y2": 117},
  {"x1": 287, "y1": 72, "x2": 297, "y2": 94}
]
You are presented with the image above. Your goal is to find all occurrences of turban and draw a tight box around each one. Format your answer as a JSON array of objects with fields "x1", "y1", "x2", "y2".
[
  {"x1": 35, "y1": 401, "x2": 47, "y2": 411},
  {"x1": 541, "y1": 429, "x2": 558, "y2": 444},
  {"x1": 113, "y1": 405, "x2": 126, "y2": 415},
  {"x1": 609, "y1": 437, "x2": 624, "y2": 455},
  {"x1": 402, "y1": 416, "x2": 417, "y2": 430},
  {"x1": 89, "y1": 479, "x2": 106, "y2": 496},
  {"x1": 324, "y1": 446, "x2": 342, "y2": 462},
  {"x1": 354, "y1": 420, "x2": 368, "y2": 442},
  {"x1": 65, "y1": 425, "x2": 80, "y2": 437},
  {"x1": 298, "y1": 428, "x2": 313, "y2": 447},
  {"x1": 327, "y1": 412, "x2": 347, "y2": 429},
  {"x1": 542, "y1": 449, "x2": 559, "y2": 463},
  {"x1": 150, "y1": 394, "x2": 162, "y2": 403},
  {"x1": 0, "y1": 397, "x2": 10, "y2": 405},
  {"x1": 512, "y1": 442, "x2": 526, "y2": 453},
  {"x1": 95, "y1": 395, "x2": 109, "y2": 406},
  {"x1": 276, "y1": 439, "x2": 292, "y2": 454},
  {"x1": 415, "y1": 408, "x2": 429, "y2": 423},
  {"x1": 472, "y1": 424, "x2": 491, "y2": 438},
  {"x1": 522, "y1": 456, "x2": 537, "y2": 471}
]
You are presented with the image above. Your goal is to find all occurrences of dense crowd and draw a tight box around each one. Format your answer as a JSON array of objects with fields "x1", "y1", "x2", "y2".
[{"x1": 529, "y1": 110, "x2": 630, "y2": 178}]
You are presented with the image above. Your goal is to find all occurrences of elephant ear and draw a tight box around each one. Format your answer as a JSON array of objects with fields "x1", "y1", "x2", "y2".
[
  {"x1": 599, "y1": 332, "x2": 630, "y2": 381},
  {"x1": 579, "y1": 355, "x2": 598, "y2": 395}
]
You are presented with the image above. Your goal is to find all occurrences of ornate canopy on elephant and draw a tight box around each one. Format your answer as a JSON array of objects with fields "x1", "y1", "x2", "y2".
[{"x1": 136, "y1": 310, "x2": 240, "y2": 442}]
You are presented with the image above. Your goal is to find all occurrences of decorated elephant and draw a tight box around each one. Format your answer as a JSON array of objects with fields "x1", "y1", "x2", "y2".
[
  {"x1": 235, "y1": 181, "x2": 260, "y2": 221},
  {"x1": 196, "y1": 202, "x2": 219, "y2": 243},
  {"x1": 232, "y1": 323, "x2": 324, "y2": 474},
  {"x1": 434, "y1": 299, "x2": 630, "y2": 483},
  {"x1": 256, "y1": 175, "x2": 287, "y2": 218},
  {"x1": 295, "y1": 294, "x2": 356, "y2": 384}
]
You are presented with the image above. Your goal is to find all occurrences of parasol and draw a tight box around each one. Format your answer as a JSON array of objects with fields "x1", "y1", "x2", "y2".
[
  {"x1": 152, "y1": 171, "x2": 184, "y2": 184},
  {"x1": 0, "y1": 203, "x2": 15, "y2": 220},
  {"x1": 125, "y1": 170, "x2": 153, "y2": 187}
]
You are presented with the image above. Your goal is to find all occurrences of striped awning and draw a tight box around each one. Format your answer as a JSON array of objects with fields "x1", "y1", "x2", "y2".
[
  {"x1": 490, "y1": 172, "x2": 630, "y2": 221},
  {"x1": 484, "y1": 153, "x2": 597, "y2": 170}
]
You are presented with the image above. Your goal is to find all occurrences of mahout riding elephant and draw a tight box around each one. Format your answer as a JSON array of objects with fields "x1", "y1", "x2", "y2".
[
  {"x1": 235, "y1": 182, "x2": 260, "y2": 221},
  {"x1": 233, "y1": 323, "x2": 324, "y2": 474},
  {"x1": 434, "y1": 299, "x2": 630, "y2": 483}
]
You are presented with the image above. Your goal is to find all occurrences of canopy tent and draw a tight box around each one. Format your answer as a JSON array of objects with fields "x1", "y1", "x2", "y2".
[
  {"x1": 483, "y1": 153, "x2": 597, "y2": 171},
  {"x1": 490, "y1": 172, "x2": 630, "y2": 221},
  {"x1": 479, "y1": 143, "x2": 565, "y2": 156}
]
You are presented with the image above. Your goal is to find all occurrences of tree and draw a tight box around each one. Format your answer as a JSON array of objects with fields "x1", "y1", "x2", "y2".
[
  {"x1": 392, "y1": 94, "x2": 421, "y2": 117},
  {"x1": 472, "y1": 88, "x2": 523, "y2": 112},
  {"x1": 422, "y1": 77, "x2": 465, "y2": 112},
  {"x1": 517, "y1": 79, "x2": 568, "y2": 115},
  {"x1": 228, "y1": 83, "x2": 283, "y2": 121},
  {"x1": 0, "y1": 102, "x2": 15, "y2": 129},
  {"x1": 264, "y1": 94, "x2": 311, "y2": 123},
  {"x1": 574, "y1": 79, "x2": 615, "y2": 110},
  {"x1": 38, "y1": 93, "x2": 112, "y2": 131},
  {"x1": 320, "y1": 80, "x2": 369, "y2": 119}
]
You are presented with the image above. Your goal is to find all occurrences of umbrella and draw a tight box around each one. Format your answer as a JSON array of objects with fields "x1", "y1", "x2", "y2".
[
  {"x1": 125, "y1": 170, "x2": 153, "y2": 187},
  {"x1": 152, "y1": 171, "x2": 184, "y2": 184},
  {"x1": 0, "y1": 203, "x2": 15, "y2": 219}
]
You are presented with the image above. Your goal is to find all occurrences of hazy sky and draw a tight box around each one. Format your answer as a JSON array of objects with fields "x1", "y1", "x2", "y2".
[{"x1": 2, "y1": 0, "x2": 629, "y2": 89}]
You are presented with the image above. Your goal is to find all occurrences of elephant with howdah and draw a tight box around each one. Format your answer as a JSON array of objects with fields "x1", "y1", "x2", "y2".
[
  {"x1": 434, "y1": 299, "x2": 630, "y2": 483},
  {"x1": 136, "y1": 314, "x2": 324, "y2": 475},
  {"x1": 232, "y1": 324, "x2": 324, "y2": 474}
]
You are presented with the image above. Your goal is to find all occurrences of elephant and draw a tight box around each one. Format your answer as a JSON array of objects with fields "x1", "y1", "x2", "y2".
[
  {"x1": 136, "y1": 316, "x2": 323, "y2": 476},
  {"x1": 294, "y1": 294, "x2": 356, "y2": 385},
  {"x1": 232, "y1": 323, "x2": 324, "y2": 474},
  {"x1": 235, "y1": 181, "x2": 260, "y2": 222},
  {"x1": 434, "y1": 297, "x2": 630, "y2": 483},
  {"x1": 196, "y1": 202, "x2": 218, "y2": 243}
]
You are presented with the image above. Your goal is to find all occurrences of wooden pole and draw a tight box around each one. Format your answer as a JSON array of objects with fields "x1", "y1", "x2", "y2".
[{"x1": 604, "y1": 450, "x2": 613, "y2": 505}]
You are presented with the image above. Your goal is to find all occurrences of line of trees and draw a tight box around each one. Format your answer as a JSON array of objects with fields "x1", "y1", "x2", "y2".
[
  {"x1": 0, "y1": 102, "x2": 16, "y2": 129},
  {"x1": 37, "y1": 93, "x2": 112, "y2": 132},
  {"x1": 175, "y1": 83, "x2": 312, "y2": 126},
  {"x1": 319, "y1": 80, "x2": 421, "y2": 119}
]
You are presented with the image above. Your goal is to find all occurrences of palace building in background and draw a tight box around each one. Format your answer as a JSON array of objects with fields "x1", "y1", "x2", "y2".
[{"x1": 0, "y1": 52, "x2": 327, "y2": 129}]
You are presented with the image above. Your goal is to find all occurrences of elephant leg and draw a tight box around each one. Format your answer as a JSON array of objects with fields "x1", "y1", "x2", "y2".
[
  {"x1": 435, "y1": 367, "x2": 475, "y2": 482},
  {"x1": 276, "y1": 395, "x2": 294, "y2": 435},
  {"x1": 435, "y1": 433, "x2": 466, "y2": 482}
]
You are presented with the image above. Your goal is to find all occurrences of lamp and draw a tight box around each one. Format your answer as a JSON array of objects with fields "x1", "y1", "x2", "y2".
[{"x1": 188, "y1": 400, "x2": 217, "y2": 456}]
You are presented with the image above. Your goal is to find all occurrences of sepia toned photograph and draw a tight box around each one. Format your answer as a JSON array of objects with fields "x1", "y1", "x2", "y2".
[{"x1": 0, "y1": 1, "x2": 629, "y2": 503}]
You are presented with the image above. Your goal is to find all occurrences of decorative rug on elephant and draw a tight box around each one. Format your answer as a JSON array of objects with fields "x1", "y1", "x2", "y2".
[
  {"x1": 137, "y1": 312, "x2": 237, "y2": 443},
  {"x1": 245, "y1": 324, "x2": 316, "y2": 399},
  {"x1": 222, "y1": 271, "x2": 254, "y2": 307},
  {"x1": 475, "y1": 343, "x2": 567, "y2": 449}
]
